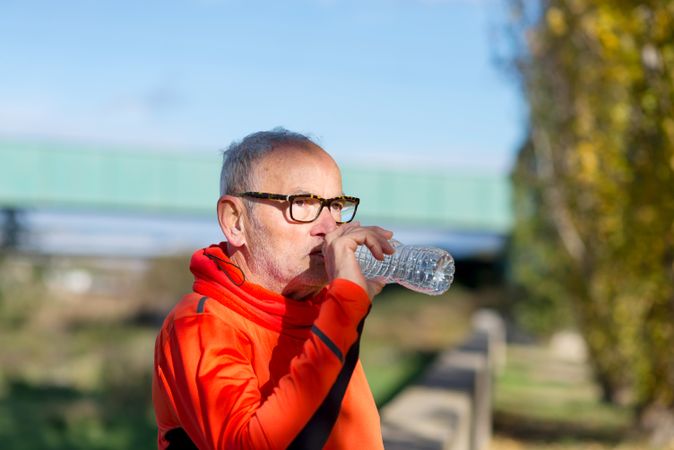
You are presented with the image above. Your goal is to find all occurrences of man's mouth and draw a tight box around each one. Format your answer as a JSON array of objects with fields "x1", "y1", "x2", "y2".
[{"x1": 309, "y1": 248, "x2": 323, "y2": 257}]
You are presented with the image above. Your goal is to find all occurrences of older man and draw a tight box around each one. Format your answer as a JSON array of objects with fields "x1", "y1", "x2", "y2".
[{"x1": 152, "y1": 129, "x2": 394, "y2": 449}]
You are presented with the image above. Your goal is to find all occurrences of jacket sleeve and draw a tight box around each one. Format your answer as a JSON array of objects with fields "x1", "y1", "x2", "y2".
[{"x1": 155, "y1": 278, "x2": 371, "y2": 450}]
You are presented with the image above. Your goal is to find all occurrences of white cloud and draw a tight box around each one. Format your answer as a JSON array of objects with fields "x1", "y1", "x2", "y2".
[
  {"x1": 0, "y1": 85, "x2": 196, "y2": 149},
  {"x1": 102, "y1": 84, "x2": 184, "y2": 119}
]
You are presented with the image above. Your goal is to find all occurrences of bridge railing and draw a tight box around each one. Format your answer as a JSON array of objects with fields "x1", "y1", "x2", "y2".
[{"x1": 1, "y1": 140, "x2": 512, "y2": 233}]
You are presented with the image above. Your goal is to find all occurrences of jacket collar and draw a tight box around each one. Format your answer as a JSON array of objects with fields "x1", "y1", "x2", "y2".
[{"x1": 190, "y1": 242, "x2": 324, "y2": 334}]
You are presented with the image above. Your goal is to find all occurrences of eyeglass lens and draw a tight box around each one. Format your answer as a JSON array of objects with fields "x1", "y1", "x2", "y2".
[{"x1": 290, "y1": 196, "x2": 357, "y2": 222}]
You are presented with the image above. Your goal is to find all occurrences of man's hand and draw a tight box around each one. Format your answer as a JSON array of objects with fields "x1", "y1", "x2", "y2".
[{"x1": 322, "y1": 221, "x2": 395, "y2": 301}]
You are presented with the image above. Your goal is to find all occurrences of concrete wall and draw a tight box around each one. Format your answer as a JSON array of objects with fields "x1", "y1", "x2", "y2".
[{"x1": 381, "y1": 309, "x2": 505, "y2": 450}]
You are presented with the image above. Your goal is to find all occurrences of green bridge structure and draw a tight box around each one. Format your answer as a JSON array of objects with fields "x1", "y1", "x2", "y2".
[{"x1": 0, "y1": 140, "x2": 512, "y2": 255}]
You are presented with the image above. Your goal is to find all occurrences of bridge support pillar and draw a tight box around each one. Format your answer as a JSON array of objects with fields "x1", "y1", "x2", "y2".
[{"x1": 1, "y1": 207, "x2": 24, "y2": 250}]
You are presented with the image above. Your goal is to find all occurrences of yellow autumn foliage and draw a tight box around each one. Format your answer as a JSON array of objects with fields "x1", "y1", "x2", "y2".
[{"x1": 507, "y1": 0, "x2": 674, "y2": 441}]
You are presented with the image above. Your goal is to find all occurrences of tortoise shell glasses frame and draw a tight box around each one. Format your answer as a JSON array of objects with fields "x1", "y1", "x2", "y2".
[{"x1": 234, "y1": 192, "x2": 360, "y2": 224}]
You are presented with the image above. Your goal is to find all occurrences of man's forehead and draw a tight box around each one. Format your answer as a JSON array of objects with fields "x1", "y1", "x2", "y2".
[{"x1": 252, "y1": 144, "x2": 342, "y2": 192}]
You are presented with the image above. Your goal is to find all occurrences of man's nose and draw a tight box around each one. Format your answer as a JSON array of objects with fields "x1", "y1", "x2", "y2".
[{"x1": 311, "y1": 206, "x2": 338, "y2": 235}]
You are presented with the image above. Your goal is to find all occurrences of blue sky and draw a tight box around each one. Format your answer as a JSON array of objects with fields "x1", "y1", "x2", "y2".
[{"x1": 1, "y1": 0, "x2": 523, "y2": 173}]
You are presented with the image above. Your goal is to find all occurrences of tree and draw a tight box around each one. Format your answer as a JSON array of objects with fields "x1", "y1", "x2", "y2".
[{"x1": 505, "y1": 0, "x2": 674, "y2": 443}]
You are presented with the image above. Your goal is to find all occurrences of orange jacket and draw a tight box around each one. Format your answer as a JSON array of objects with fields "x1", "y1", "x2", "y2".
[{"x1": 152, "y1": 243, "x2": 383, "y2": 449}]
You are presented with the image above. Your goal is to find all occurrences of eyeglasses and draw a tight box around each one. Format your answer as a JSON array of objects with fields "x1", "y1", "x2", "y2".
[{"x1": 236, "y1": 192, "x2": 360, "y2": 224}]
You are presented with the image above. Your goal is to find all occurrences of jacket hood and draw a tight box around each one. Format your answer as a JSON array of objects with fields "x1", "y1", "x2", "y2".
[{"x1": 189, "y1": 242, "x2": 324, "y2": 335}]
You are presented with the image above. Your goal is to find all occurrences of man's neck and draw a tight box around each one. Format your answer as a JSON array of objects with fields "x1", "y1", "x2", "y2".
[{"x1": 226, "y1": 243, "x2": 321, "y2": 301}]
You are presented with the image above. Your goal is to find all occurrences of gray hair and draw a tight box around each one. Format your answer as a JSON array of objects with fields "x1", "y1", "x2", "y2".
[{"x1": 219, "y1": 127, "x2": 319, "y2": 196}]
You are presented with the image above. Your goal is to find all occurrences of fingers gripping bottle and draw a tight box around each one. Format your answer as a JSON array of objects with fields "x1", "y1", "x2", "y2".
[{"x1": 354, "y1": 239, "x2": 455, "y2": 295}]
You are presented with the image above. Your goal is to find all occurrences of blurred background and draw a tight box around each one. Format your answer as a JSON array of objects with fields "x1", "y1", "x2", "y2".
[{"x1": 1, "y1": 0, "x2": 673, "y2": 449}]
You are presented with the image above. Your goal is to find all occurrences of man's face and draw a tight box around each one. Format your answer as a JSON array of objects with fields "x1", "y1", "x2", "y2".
[{"x1": 242, "y1": 145, "x2": 343, "y2": 299}]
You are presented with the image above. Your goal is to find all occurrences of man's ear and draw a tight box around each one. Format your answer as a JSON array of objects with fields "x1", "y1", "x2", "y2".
[{"x1": 217, "y1": 196, "x2": 247, "y2": 248}]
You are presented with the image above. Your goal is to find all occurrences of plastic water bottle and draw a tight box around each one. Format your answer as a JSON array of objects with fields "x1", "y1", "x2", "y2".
[{"x1": 354, "y1": 239, "x2": 455, "y2": 295}]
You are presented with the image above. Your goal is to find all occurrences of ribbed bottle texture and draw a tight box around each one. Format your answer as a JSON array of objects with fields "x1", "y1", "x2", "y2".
[{"x1": 354, "y1": 239, "x2": 455, "y2": 295}]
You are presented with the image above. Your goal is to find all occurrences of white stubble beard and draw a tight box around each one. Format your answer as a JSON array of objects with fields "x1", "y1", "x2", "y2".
[{"x1": 245, "y1": 210, "x2": 328, "y2": 296}]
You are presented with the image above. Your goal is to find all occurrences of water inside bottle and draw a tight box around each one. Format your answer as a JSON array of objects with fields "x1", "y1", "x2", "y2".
[
  {"x1": 398, "y1": 247, "x2": 454, "y2": 295},
  {"x1": 355, "y1": 241, "x2": 455, "y2": 295}
]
